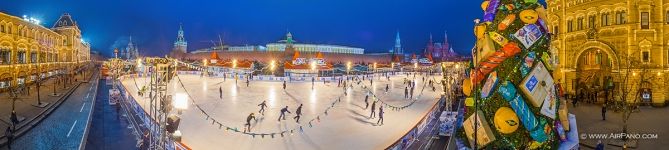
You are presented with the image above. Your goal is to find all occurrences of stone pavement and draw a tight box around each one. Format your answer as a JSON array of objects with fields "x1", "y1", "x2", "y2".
[
  {"x1": 0, "y1": 69, "x2": 94, "y2": 148},
  {"x1": 570, "y1": 103, "x2": 669, "y2": 150},
  {"x1": 7, "y1": 70, "x2": 99, "y2": 149}
]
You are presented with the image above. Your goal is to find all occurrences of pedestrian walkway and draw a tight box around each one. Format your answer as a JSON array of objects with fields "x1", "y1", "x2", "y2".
[
  {"x1": 85, "y1": 78, "x2": 137, "y2": 150},
  {"x1": 0, "y1": 69, "x2": 94, "y2": 149},
  {"x1": 570, "y1": 103, "x2": 669, "y2": 149}
]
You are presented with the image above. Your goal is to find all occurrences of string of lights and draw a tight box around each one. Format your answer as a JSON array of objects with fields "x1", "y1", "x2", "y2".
[
  {"x1": 363, "y1": 77, "x2": 430, "y2": 111},
  {"x1": 173, "y1": 74, "x2": 348, "y2": 138}
]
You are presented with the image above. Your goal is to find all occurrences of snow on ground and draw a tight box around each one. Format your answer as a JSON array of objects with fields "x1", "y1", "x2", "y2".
[{"x1": 120, "y1": 73, "x2": 443, "y2": 150}]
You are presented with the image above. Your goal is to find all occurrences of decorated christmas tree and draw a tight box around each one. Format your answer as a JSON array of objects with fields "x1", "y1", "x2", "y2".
[{"x1": 456, "y1": 0, "x2": 576, "y2": 149}]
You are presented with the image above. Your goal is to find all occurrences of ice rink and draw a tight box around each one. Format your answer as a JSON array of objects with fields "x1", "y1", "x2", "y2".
[{"x1": 120, "y1": 73, "x2": 443, "y2": 150}]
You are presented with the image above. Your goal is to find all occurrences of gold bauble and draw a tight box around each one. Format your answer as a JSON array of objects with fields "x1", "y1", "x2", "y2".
[
  {"x1": 519, "y1": 9, "x2": 539, "y2": 24},
  {"x1": 493, "y1": 107, "x2": 520, "y2": 134}
]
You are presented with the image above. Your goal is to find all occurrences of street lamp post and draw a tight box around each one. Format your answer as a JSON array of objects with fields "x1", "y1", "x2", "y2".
[
  {"x1": 36, "y1": 55, "x2": 42, "y2": 105},
  {"x1": 270, "y1": 60, "x2": 276, "y2": 76},
  {"x1": 52, "y1": 61, "x2": 59, "y2": 96},
  {"x1": 346, "y1": 62, "x2": 351, "y2": 76}
]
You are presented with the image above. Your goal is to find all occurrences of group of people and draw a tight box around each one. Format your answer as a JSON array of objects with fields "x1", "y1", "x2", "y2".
[
  {"x1": 363, "y1": 91, "x2": 385, "y2": 125},
  {"x1": 243, "y1": 100, "x2": 304, "y2": 133},
  {"x1": 403, "y1": 78, "x2": 416, "y2": 99},
  {"x1": 241, "y1": 72, "x2": 435, "y2": 132}
]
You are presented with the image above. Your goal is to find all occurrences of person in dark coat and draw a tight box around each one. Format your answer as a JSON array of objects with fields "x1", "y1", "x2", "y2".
[
  {"x1": 410, "y1": 86, "x2": 415, "y2": 99},
  {"x1": 283, "y1": 81, "x2": 287, "y2": 90},
  {"x1": 602, "y1": 104, "x2": 607, "y2": 121},
  {"x1": 5, "y1": 126, "x2": 13, "y2": 149},
  {"x1": 377, "y1": 106, "x2": 384, "y2": 125},
  {"x1": 369, "y1": 101, "x2": 377, "y2": 119},
  {"x1": 365, "y1": 94, "x2": 370, "y2": 109},
  {"x1": 293, "y1": 104, "x2": 303, "y2": 123},
  {"x1": 595, "y1": 140, "x2": 604, "y2": 150},
  {"x1": 244, "y1": 113, "x2": 257, "y2": 132},
  {"x1": 219, "y1": 86, "x2": 223, "y2": 99},
  {"x1": 10, "y1": 110, "x2": 19, "y2": 128},
  {"x1": 278, "y1": 106, "x2": 291, "y2": 121},
  {"x1": 404, "y1": 87, "x2": 409, "y2": 99},
  {"x1": 258, "y1": 101, "x2": 267, "y2": 115},
  {"x1": 385, "y1": 84, "x2": 389, "y2": 93}
]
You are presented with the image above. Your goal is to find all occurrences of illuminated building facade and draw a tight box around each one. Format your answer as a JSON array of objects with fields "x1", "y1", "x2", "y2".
[
  {"x1": 266, "y1": 32, "x2": 364, "y2": 54},
  {"x1": 0, "y1": 12, "x2": 90, "y2": 90},
  {"x1": 548, "y1": 0, "x2": 668, "y2": 105}
]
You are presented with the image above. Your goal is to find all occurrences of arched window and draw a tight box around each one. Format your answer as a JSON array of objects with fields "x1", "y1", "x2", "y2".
[
  {"x1": 616, "y1": 11, "x2": 627, "y2": 24},
  {"x1": 0, "y1": 48, "x2": 11, "y2": 65},
  {"x1": 601, "y1": 12, "x2": 610, "y2": 26}
]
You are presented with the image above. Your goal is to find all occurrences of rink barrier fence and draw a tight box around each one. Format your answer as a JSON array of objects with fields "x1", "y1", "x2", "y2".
[
  {"x1": 386, "y1": 96, "x2": 445, "y2": 150},
  {"x1": 177, "y1": 70, "x2": 410, "y2": 82},
  {"x1": 116, "y1": 75, "x2": 189, "y2": 150}
]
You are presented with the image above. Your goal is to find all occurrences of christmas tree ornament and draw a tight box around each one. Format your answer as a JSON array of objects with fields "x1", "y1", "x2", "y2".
[
  {"x1": 493, "y1": 107, "x2": 520, "y2": 134},
  {"x1": 519, "y1": 9, "x2": 539, "y2": 24},
  {"x1": 558, "y1": 98, "x2": 570, "y2": 131},
  {"x1": 497, "y1": 81, "x2": 548, "y2": 142},
  {"x1": 475, "y1": 34, "x2": 497, "y2": 66},
  {"x1": 474, "y1": 24, "x2": 487, "y2": 39},
  {"x1": 535, "y1": 5, "x2": 548, "y2": 22},
  {"x1": 528, "y1": 141, "x2": 543, "y2": 149},
  {"x1": 489, "y1": 32, "x2": 509, "y2": 46},
  {"x1": 555, "y1": 121, "x2": 567, "y2": 142},
  {"x1": 463, "y1": 110, "x2": 497, "y2": 148},
  {"x1": 481, "y1": 71, "x2": 499, "y2": 98},
  {"x1": 497, "y1": 14, "x2": 516, "y2": 31},
  {"x1": 463, "y1": 78, "x2": 473, "y2": 96},
  {"x1": 540, "y1": 52, "x2": 553, "y2": 71},
  {"x1": 539, "y1": 85, "x2": 558, "y2": 119},
  {"x1": 471, "y1": 42, "x2": 522, "y2": 84},
  {"x1": 483, "y1": 0, "x2": 501, "y2": 23},
  {"x1": 505, "y1": 4, "x2": 515, "y2": 11},
  {"x1": 519, "y1": 62, "x2": 554, "y2": 107},
  {"x1": 465, "y1": 97, "x2": 475, "y2": 106},
  {"x1": 481, "y1": 0, "x2": 490, "y2": 11},
  {"x1": 520, "y1": 52, "x2": 536, "y2": 77},
  {"x1": 513, "y1": 24, "x2": 543, "y2": 49}
]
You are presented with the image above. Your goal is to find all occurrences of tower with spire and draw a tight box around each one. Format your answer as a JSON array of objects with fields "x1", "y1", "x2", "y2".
[
  {"x1": 394, "y1": 31, "x2": 403, "y2": 54},
  {"x1": 126, "y1": 36, "x2": 139, "y2": 60},
  {"x1": 283, "y1": 32, "x2": 297, "y2": 62},
  {"x1": 423, "y1": 30, "x2": 453, "y2": 62},
  {"x1": 425, "y1": 33, "x2": 434, "y2": 60},
  {"x1": 173, "y1": 23, "x2": 188, "y2": 54}
]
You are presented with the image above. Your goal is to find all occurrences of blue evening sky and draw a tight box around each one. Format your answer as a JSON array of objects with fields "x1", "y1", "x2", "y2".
[{"x1": 1, "y1": 0, "x2": 482, "y2": 57}]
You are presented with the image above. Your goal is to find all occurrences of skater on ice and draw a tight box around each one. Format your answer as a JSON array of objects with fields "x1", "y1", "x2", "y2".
[
  {"x1": 364, "y1": 93, "x2": 369, "y2": 109},
  {"x1": 293, "y1": 104, "x2": 303, "y2": 123},
  {"x1": 258, "y1": 101, "x2": 267, "y2": 115},
  {"x1": 377, "y1": 106, "x2": 384, "y2": 125},
  {"x1": 369, "y1": 101, "x2": 377, "y2": 119},
  {"x1": 404, "y1": 87, "x2": 408, "y2": 99},
  {"x1": 244, "y1": 113, "x2": 257, "y2": 132},
  {"x1": 283, "y1": 81, "x2": 287, "y2": 91},
  {"x1": 278, "y1": 106, "x2": 291, "y2": 121}
]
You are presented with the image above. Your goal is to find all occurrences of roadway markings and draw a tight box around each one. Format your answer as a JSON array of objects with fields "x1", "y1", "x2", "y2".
[
  {"x1": 67, "y1": 120, "x2": 78, "y2": 137},
  {"x1": 80, "y1": 103, "x2": 86, "y2": 112},
  {"x1": 86, "y1": 93, "x2": 90, "y2": 99}
]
